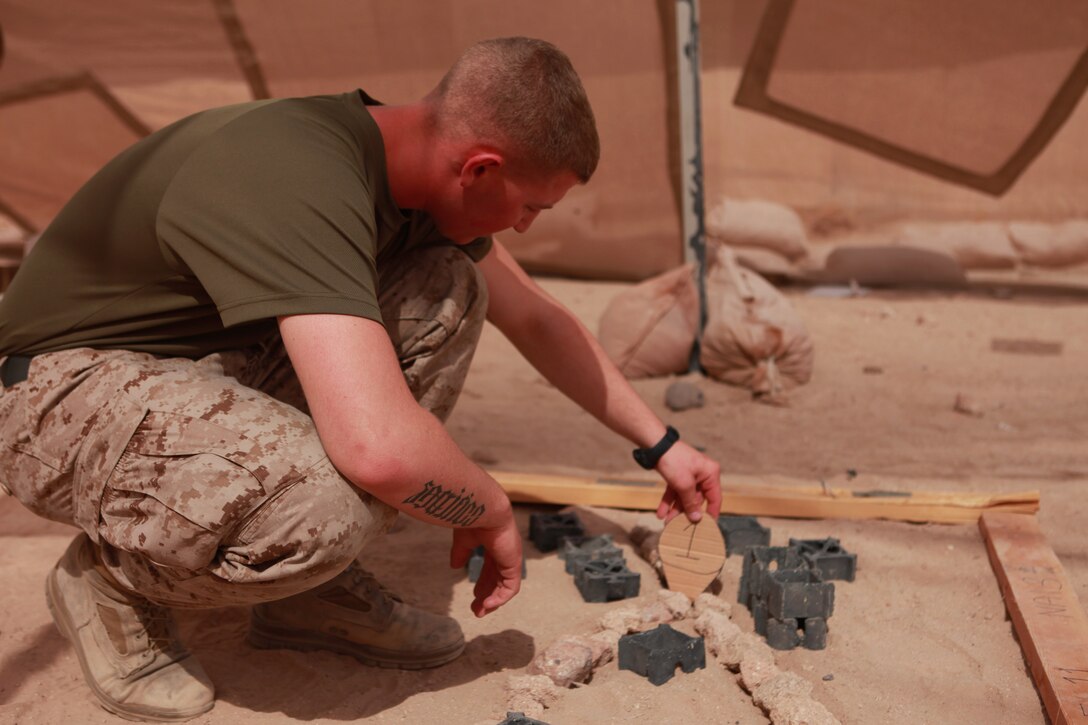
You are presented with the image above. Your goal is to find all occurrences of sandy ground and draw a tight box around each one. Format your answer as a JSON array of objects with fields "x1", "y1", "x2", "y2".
[{"x1": 2, "y1": 273, "x2": 1087, "y2": 724}]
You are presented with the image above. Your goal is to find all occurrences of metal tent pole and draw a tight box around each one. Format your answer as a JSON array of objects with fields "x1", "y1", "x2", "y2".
[{"x1": 675, "y1": 0, "x2": 708, "y2": 373}]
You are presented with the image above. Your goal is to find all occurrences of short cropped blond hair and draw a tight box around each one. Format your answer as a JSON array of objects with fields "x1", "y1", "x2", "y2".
[{"x1": 430, "y1": 37, "x2": 600, "y2": 183}]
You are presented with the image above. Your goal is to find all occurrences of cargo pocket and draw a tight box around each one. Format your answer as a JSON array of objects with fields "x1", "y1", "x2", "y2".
[
  {"x1": 91, "y1": 409, "x2": 319, "y2": 573},
  {"x1": 0, "y1": 383, "x2": 74, "y2": 523},
  {"x1": 73, "y1": 394, "x2": 150, "y2": 543}
]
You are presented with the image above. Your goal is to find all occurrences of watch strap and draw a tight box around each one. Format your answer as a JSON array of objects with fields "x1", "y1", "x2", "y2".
[{"x1": 633, "y1": 426, "x2": 680, "y2": 470}]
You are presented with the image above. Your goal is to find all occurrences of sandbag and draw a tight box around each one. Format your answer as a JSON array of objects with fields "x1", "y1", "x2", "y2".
[
  {"x1": 699, "y1": 245, "x2": 814, "y2": 396},
  {"x1": 1009, "y1": 220, "x2": 1088, "y2": 268},
  {"x1": 895, "y1": 222, "x2": 1017, "y2": 270},
  {"x1": 705, "y1": 198, "x2": 810, "y2": 262},
  {"x1": 598, "y1": 263, "x2": 699, "y2": 379},
  {"x1": 732, "y1": 246, "x2": 797, "y2": 278}
]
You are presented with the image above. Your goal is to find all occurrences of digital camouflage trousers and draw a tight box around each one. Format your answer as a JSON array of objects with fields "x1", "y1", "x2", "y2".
[{"x1": 0, "y1": 245, "x2": 488, "y2": 608}]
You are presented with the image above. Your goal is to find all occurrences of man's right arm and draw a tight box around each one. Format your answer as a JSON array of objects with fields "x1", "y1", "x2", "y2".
[{"x1": 278, "y1": 313, "x2": 520, "y2": 616}]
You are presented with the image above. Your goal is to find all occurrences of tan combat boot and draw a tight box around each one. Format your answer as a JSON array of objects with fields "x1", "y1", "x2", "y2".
[
  {"x1": 248, "y1": 563, "x2": 465, "y2": 669},
  {"x1": 45, "y1": 534, "x2": 215, "y2": 722}
]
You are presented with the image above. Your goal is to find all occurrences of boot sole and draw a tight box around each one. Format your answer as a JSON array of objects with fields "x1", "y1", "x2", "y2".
[
  {"x1": 45, "y1": 566, "x2": 215, "y2": 723},
  {"x1": 247, "y1": 615, "x2": 465, "y2": 670}
]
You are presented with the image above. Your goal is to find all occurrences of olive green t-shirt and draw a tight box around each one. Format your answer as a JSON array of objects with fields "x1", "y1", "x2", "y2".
[{"x1": 0, "y1": 90, "x2": 490, "y2": 358}]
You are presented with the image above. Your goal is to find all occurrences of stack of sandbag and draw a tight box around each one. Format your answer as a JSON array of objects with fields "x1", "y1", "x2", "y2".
[
  {"x1": 894, "y1": 222, "x2": 1018, "y2": 270},
  {"x1": 598, "y1": 245, "x2": 814, "y2": 399},
  {"x1": 705, "y1": 198, "x2": 811, "y2": 277},
  {"x1": 884, "y1": 219, "x2": 1088, "y2": 272}
]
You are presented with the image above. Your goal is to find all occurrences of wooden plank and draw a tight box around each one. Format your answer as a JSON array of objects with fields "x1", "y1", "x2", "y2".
[
  {"x1": 490, "y1": 470, "x2": 1039, "y2": 524},
  {"x1": 722, "y1": 482, "x2": 1038, "y2": 524},
  {"x1": 980, "y1": 513, "x2": 1088, "y2": 724},
  {"x1": 491, "y1": 470, "x2": 664, "y2": 509}
]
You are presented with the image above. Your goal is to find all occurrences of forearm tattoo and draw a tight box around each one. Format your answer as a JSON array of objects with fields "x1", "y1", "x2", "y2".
[{"x1": 402, "y1": 481, "x2": 485, "y2": 526}]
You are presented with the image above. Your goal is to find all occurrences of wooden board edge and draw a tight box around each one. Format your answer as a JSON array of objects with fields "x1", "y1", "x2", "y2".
[
  {"x1": 980, "y1": 512, "x2": 1088, "y2": 723},
  {"x1": 490, "y1": 470, "x2": 1039, "y2": 524}
]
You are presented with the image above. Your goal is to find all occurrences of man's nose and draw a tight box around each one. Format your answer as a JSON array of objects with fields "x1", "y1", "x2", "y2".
[{"x1": 513, "y1": 210, "x2": 539, "y2": 234}]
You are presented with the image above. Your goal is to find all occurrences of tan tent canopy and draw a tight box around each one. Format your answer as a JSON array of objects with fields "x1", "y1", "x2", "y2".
[
  {"x1": 0, "y1": 0, "x2": 684, "y2": 281},
  {"x1": 734, "y1": 0, "x2": 1088, "y2": 195},
  {"x1": 2, "y1": 1, "x2": 1087, "y2": 282}
]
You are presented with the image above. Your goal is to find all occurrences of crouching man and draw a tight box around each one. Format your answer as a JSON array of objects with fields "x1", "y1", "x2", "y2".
[{"x1": 0, "y1": 37, "x2": 721, "y2": 721}]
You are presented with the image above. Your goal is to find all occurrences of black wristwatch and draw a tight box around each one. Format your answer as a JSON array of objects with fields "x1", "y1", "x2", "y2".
[{"x1": 632, "y1": 426, "x2": 680, "y2": 470}]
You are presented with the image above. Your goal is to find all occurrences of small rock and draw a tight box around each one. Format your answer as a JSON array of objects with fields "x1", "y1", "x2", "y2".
[
  {"x1": 752, "y1": 671, "x2": 814, "y2": 708},
  {"x1": 693, "y1": 592, "x2": 732, "y2": 618},
  {"x1": 718, "y1": 631, "x2": 770, "y2": 670},
  {"x1": 822, "y1": 673, "x2": 834, "y2": 682},
  {"x1": 740, "y1": 655, "x2": 780, "y2": 693},
  {"x1": 727, "y1": 633, "x2": 775, "y2": 678},
  {"x1": 598, "y1": 605, "x2": 643, "y2": 635},
  {"x1": 953, "y1": 393, "x2": 984, "y2": 417},
  {"x1": 587, "y1": 629, "x2": 621, "y2": 667},
  {"x1": 561, "y1": 631, "x2": 622, "y2": 670},
  {"x1": 765, "y1": 697, "x2": 842, "y2": 725},
  {"x1": 694, "y1": 610, "x2": 742, "y2": 659},
  {"x1": 505, "y1": 699, "x2": 546, "y2": 720},
  {"x1": 505, "y1": 674, "x2": 561, "y2": 716},
  {"x1": 638, "y1": 600, "x2": 675, "y2": 627},
  {"x1": 665, "y1": 381, "x2": 705, "y2": 412},
  {"x1": 528, "y1": 638, "x2": 594, "y2": 687},
  {"x1": 862, "y1": 365, "x2": 883, "y2": 375},
  {"x1": 657, "y1": 589, "x2": 693, "y2": 619}
]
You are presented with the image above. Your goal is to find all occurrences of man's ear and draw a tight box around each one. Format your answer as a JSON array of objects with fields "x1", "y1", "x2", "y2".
[{"x1": 459, "y1": 152, "x2": 504, "y2": 188}]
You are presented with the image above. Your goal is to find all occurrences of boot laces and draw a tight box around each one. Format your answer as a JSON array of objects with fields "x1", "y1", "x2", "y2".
[
  {"x1": 346, "y1": 566, "x2": 403, "y2": 604},
  {"x1": 130, "y1": 599, "x2": 177, "y2": 653}
]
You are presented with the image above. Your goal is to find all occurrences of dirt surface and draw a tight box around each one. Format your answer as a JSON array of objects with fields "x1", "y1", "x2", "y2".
[{"x1": 2, "y1": 275, "x2": 1086, "y2": 724}]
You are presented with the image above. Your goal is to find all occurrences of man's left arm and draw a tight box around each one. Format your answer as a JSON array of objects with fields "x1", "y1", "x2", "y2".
[{"x1": 478, "y1": 240, "x2": 721, "y2": 522}]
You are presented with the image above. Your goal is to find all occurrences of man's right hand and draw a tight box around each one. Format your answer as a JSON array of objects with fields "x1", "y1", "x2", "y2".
[{"x1": 449, "y1": 514, "x2": 523, "y2": 617}]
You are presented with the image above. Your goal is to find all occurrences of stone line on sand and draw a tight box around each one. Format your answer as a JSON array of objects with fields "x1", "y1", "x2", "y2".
[{"x1": 504, "y1": 531, "x2": 841, "y2": 725}]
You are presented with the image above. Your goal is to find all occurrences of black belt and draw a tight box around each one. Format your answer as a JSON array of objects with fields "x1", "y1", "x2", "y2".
[{"x1": 0, "y1": 355, "x2": 33, "y2": 387}]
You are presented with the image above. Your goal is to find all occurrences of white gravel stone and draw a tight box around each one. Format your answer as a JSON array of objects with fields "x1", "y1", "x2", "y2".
[
  {"x1": 527, "y1": 638, "x2": 594, "y2": 688},
  {"x1": 765, "y1": 697, "x2": 841, "y2": 725},
  {"x1": 587, "y1": 629, "x2": 621, "y2": 667},
  {"x1": 598, "y1": 605, "x2": 643, "y2": 635},
  {"x1": 656, "y1": 589, "x2": 693, "y2": 619},
  {"x1": 751, "y1": 671, "x2": 814, "y2": 708},
  {"x1": 694, "y1": 610, "x2": 742, "y2": 658},
  {"x1": 505, "y1": 674, "x2": 561, "y2": 717},
  {"x1": 638, "y1": 600, "x2": 675, "y2": 627},
  {"x1": 693, "y1": 592, "x2": 733, "y2": 618}
]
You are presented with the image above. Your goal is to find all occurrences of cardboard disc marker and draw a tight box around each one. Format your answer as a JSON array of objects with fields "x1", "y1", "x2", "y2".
[{"x1": 657, "y1": 514, "x2": 726, "y2": 599}]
